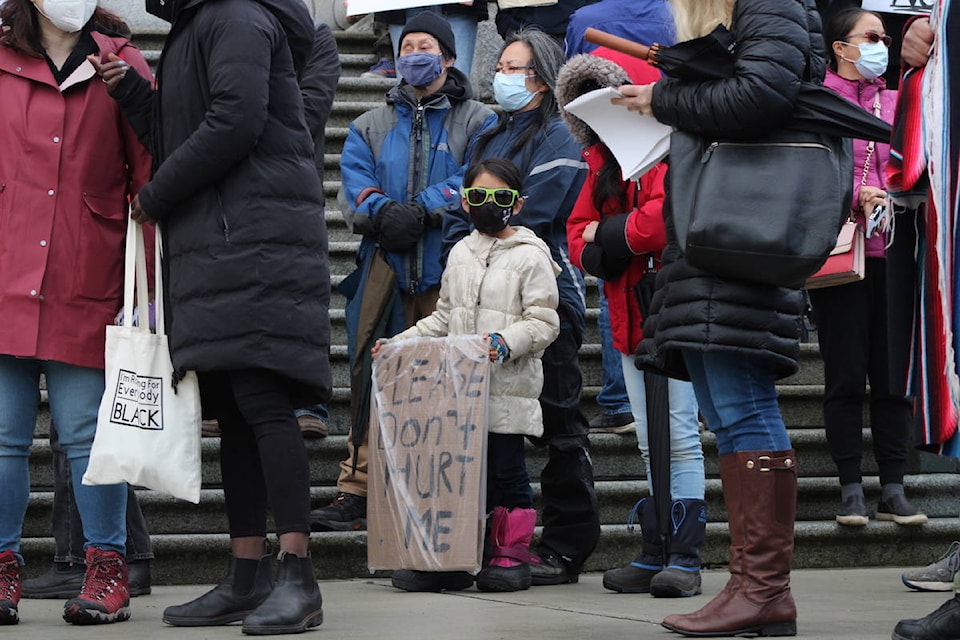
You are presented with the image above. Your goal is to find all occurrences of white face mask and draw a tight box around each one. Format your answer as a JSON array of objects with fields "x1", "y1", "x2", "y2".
[{"x1": 33, "y1": 0, "x2": 97, "y2": 33}]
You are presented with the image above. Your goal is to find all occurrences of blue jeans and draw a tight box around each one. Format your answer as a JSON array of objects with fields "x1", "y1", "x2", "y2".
[
  {"x1": 388, "y1": 8, "x2": 478, "y2": 77},
  {"x1": 620, "y1": 353, "x2": 704, "y2": 499},
  {"x1": 681, "y1": 350, "x2": 792, "y2": 456},
  {"x1": 0, "y1": 356, "x2": 127, "y2": 560},
  {"x1": 295, "y1": 404, "x2": 329, "y2": 421},
  {"x1": 596, "y1": 285, "x2": 631, "y2": 416}
]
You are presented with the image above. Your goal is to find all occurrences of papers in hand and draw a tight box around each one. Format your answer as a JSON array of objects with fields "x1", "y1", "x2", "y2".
[{"x1": 563, "y1": 87, "x2": 672, "y2": 181}]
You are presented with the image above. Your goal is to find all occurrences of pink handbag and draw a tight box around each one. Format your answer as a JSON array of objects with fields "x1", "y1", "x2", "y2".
[{"x1": 804, "y1": 219, "x2": 865, "y2": 289}]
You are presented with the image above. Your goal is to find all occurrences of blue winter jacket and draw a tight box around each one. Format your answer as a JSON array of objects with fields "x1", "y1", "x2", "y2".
[
  {"x1": 339, "y1": 69, "x2": 496, "y2": 294},
  {"x1": 444, "y1": 110, "x2": 589, "y2": 329}
]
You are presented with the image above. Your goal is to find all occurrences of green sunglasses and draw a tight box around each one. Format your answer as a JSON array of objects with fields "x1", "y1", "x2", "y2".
[{"x1": 462, "y1": 187, "x2": 522, "y2": 208}]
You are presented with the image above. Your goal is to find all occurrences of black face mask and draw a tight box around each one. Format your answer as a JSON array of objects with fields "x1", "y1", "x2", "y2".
[
  {"x1": 469, "y1": 202, "x2": 512, "y2": 235},
  {"x1": 145, "y1": 0, "x2": 181, "y2": 23}
]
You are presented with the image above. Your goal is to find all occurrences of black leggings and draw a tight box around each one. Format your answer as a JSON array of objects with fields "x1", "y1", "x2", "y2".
[{"x1": 201, "y1": 369, "x2": 311, "y2": 538}]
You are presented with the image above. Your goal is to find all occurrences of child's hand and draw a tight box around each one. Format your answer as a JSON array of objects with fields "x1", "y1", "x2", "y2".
[
  {"x1": 371, "y1": 339, "x2": 385, "y2": 358},
  {"x1": 485, "y1": 332, "x2": 510, "y2": 363}
]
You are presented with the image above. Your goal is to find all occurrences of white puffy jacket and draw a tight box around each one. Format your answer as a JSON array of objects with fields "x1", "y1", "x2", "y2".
[{"x1": 391, "y1": 226, "x2": 561, "y2": 436}]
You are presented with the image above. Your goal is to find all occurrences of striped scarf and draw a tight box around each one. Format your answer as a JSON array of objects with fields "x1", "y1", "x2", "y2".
[{"x1": 887, "y1": 0, "x2": 960, "y2": 455}]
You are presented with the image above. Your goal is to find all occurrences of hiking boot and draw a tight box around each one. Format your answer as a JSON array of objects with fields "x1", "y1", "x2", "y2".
[
  {"x1": 588, "y1": 412, "x2": 635, "y2": 434},
  {"x1": 162, "y1": 553, "x2": 274, "y2": 626},
  {"x1": 0, "y1": 550, "x2": 21, "y2": 625},
  {"x1": 902, "y1": 542, "x2": 960, "y2": 592},
  {"x1": 21, "y1": 562, "x2": 84, "y2": 599},
  {"x1": 530, "y1": 552, "x2": 579, "y2": 586},
  {"x1": 241, "y1": 552, "x2": 323, "y2": 635},
  {"x1": 877, "y1": 494, "x2": 928, "y2": 526},
  {"x1": 391, "y1": 570, "x2": 474, "y2": 592},
  {"x1": 893, "y1": 594, "x2": 960, "y2": 640},
  {"x1": 835, "y1": 493, "x2": 869, "y2": 526},
  {"x1": 361, "y1": 57, "x2": 396, "y2": 79},
  {"x1": 310, "y1": 493, "x2": 366, "y2": 532},
  {"x1": 296, "y1": 413, "x2": 328, "y2": 439},
  {"x1": 62, "y1": 547, "x2": 130, "y2": 625},
  {"x1": 201, "y1": 419, "x2": 221, "y2": 437}
]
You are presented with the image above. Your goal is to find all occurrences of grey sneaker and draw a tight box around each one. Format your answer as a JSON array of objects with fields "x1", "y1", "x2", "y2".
[{"x1": 902, "y1": 542, "x2": 960, "y2": 592}]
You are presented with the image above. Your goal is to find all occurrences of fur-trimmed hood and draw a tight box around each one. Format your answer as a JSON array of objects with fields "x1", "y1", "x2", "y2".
[{"x1": 556, "y1": 46, "x2": 662, "y2": 148}]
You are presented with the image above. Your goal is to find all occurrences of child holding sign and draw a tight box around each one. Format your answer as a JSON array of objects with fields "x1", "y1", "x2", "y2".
[{"x1": 373, "y1": 158, "x2": 561, "y2": 593}]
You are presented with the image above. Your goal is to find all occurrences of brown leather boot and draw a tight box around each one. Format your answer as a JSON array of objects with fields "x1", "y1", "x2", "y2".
[{"x1": 662, "y1": 450, "x2": 798, "y2": 637}]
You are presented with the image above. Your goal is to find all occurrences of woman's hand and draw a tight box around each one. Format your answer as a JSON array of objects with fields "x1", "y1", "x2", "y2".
[
  {"x1": 901, "y1": 17, "x2": 934, "y2": 68},
  {"x1": 371, "y1": 339, "x2": 385, "y2": 358},
  {"x1": 86, "y1": 53, "x2": 129, "y2": 95},
  {"x1": 611, "y1": 83, "x2": 656, "y2": 116},
  {"x1": 582, "y1": 221, "x2": 599, "y2": 244},
  {"x1": 130, "y1": 194, "x2": 153, "y2": 224},
  {"x1": 859, "y1": 186, "x2": 887, "y2": 214}
]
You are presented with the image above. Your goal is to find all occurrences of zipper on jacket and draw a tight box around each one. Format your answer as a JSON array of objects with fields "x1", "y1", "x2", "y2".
[
  {"x1": 701, "y1": 140, "x2": 833, "y2": 163},
  {"x1": 216, "y1": 187, "x2": 230, "y2": 244},
  {"x1": 406, "y1": 102, "x2": 427, "y2": 296}
]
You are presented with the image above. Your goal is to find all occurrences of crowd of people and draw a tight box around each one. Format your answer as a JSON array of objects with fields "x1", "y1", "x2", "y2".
[{"x1": 1, "y1": 0, "x2": 959, "y2": 639}]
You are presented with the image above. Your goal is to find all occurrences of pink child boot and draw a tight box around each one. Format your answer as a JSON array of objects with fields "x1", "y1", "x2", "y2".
[{"x1": 476, "y1": 507, "x2": 540, "y2": 592}]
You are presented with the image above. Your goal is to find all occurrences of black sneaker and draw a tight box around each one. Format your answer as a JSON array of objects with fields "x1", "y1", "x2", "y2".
[
  {"x1": 877, "y1": 494, "x2": 929, "y2": 526},
  {"x1": 391, "y1": 570, "x2": 473, "y2": 592},
  {"x1": 835, "y1": 493, "x2": 869, "y2": 527},
  {"x1": 588, "y1": 412, "x2": 635, "y2": 435},
  {"x1": 893, "y1": 594, "x2": 960, "y2": 640},
  {"x1": 21, "y1": 563, "x2": 84, "y2": 599},
  {"x1": 309, "y1": 493, "x2": 367, "y2": 532},
  {"x1": 529, "y1": 552, "x2": 579, "y2": 586}
]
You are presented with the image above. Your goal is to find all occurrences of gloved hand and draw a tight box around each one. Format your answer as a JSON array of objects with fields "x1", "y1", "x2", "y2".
[{"x1": 377, "y1": 201, "x2": 427, "y2": 252}]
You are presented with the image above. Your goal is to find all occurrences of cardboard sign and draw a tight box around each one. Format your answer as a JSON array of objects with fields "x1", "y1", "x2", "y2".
[
  {"x1": 368, "y1": 336, "x2": 490, "y2": 572},
  {"x1": 862, "y1": 0, "x2": 932, "y2": 14}
]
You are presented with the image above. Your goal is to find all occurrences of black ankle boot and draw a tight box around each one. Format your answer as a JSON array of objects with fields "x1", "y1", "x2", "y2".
[
  {"x1": 241, "y1": 552, "x2": 323, "y2": 635},
  {"x1": 162, "y1": 554, "x2": 273, "y2": 626}
]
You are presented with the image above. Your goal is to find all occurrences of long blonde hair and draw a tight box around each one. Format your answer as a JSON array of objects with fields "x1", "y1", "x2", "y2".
[{"x1": 669, "y1": 0, "x2": 736, "y2": 42}]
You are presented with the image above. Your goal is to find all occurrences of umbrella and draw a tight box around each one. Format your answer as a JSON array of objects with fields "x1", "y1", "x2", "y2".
[
  {"x1": 585, "y1": 26, "x2": 892, "y2": 142},
  {"x1": 634, "y1": 257, "x2": 672, "y2": 561}
]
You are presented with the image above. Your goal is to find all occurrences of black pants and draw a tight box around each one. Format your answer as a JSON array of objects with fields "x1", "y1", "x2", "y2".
[
  {"x1": 532, "y1": 316, "x2": 600, "y2": 573},
  {"x1": 50, "y1": 423, "x2": 153, "y2": 564},
  {"x1": 200, "y1": 369, "x2": 311, "y2": 538},
  {"x1": 809, "y1": 258, "x2": 913, "y2": 486},
  {"x1": 486, "y1": 433, "x2": 532, "y2": 511}
]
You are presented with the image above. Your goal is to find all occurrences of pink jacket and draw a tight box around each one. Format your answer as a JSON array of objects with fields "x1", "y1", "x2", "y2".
[
  {"x1": 823, "y1": 68, "x2": 897, "y2": 258},
  {"x1": 0, "y1": 31, "x2": 152, "y2": 369}
]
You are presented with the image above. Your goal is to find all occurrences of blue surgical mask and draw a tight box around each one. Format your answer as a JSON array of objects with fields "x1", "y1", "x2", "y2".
[
  {"x1": 844, "y1": 41, "x2": 888, "y2": 81},
  {"x1": 493, "y1": 72, "x2": 538, "y2": 112},
  {"x1": 397, "y1": 52, "x2": 444, "y2": 88}
]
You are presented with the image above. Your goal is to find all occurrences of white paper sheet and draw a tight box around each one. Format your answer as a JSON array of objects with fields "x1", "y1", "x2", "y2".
[
  {"x1": 563, "y1": 87, "x2": 672, "y2": 181},
  {"x1": 861, "y1": 0, "x2": 931, "y2": 14}
]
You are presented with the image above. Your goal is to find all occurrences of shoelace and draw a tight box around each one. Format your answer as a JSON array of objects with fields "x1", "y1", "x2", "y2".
[
  {"x1": 0, "y1": 558, "x2": 18, "y2": 599},
  {"x1": 79, "y1": 555, "x2": 123, "y2": 601},
  {"x1": 940, "y1": 541, "x2": 960, "y2": 573},
  {"x1": 626, "y1": 498, "x2": 645, "y2": 533}
]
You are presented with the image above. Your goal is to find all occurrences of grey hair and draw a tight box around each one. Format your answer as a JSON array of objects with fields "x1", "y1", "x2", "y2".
[{"x1": 502, "y1": 27, "x2": 565, "y2": 95}]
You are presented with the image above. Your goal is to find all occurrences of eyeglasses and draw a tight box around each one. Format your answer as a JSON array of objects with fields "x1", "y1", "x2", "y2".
[
  {"x1": 845, "y1": 31, "x2": 892, "y2": 47},
  {"x1": 462, "y1": 187, "x2": 522, "y2": 208},
  {"x1": 495, "y1": 64, "x2": 535, "y2": 75}
]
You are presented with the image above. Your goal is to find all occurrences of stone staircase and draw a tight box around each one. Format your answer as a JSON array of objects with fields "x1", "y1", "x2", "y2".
[{"x1": 21, "y1": 7, "x2": 960, "y2": 584}]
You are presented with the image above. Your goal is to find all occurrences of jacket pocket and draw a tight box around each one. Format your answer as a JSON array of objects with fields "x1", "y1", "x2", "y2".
[{"x1": 73, "y1": 192, "x2": 127, "y2": 302}]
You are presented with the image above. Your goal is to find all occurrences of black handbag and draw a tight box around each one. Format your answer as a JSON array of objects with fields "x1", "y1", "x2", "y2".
[{"x1": 669, "y1": 127, "x2": 852, "y2": 288}]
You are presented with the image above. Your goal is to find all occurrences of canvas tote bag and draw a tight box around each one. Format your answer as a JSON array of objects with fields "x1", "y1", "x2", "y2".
[{"x1": 83, "y1": 219, "x2": 202, "y2": 503}]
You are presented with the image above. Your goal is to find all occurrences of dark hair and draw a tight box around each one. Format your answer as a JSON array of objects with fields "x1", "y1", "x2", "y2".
[
  {"x1": 0, "y1": 0, "x2": 130, "y2": 56},
  {"x1": 463, "y1": 158, "x2": 524, "y2": 193},
  {"x1": 823, "y1": 7, "x2": 885, "y2": 71},
  {"x1": 476, "y1": 28, "x2": 565, "y2": 159},
  {"x1": 592, "y1": 144, "x2": 628, "y2": 214}
]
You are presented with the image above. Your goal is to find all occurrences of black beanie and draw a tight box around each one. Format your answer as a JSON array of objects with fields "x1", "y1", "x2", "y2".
[{"x1": 399, "y1": 12, "x2": 456, "y2": 60}]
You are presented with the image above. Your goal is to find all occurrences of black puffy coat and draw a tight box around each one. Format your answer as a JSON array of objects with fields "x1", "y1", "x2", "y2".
[
  {"x1": 115, "y1": 0, "x2": 332, "y2": 402},
  {"x1": 636, "y1": 0, "x2": 824, "y2": 381}
]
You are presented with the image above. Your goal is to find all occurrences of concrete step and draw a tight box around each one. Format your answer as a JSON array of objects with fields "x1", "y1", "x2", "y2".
[{"x1": 18, "y1": 517, "x2": 960, "y2": 583}]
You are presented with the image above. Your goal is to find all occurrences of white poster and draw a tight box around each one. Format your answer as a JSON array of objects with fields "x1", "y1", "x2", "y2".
[
  {"x1": 862, "y1": 0, "x2": 932, "y2": 14},
  {"x1": 347, "y1": 0, "x2": 467, "y2": 17}
]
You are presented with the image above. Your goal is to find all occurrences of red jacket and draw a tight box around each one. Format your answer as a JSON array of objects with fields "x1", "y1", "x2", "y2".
[
  {"x1": 567, "y1": 144, "x2": 666, "y2": 355},
  {"x1": 0, "y1": 30, "x2": 152, "y2": 369}
]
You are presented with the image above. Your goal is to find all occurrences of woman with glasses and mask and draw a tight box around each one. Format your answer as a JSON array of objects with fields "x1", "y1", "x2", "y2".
[
  {"x1": 444, "y1": 27, "x2": 600, "y2": 588},
  {"x1": 378, "y1": 158, "x2": 561, "y2": 593},
  {"x1": 807, "y1": 8, "x2": 924, "y2": 529}
]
